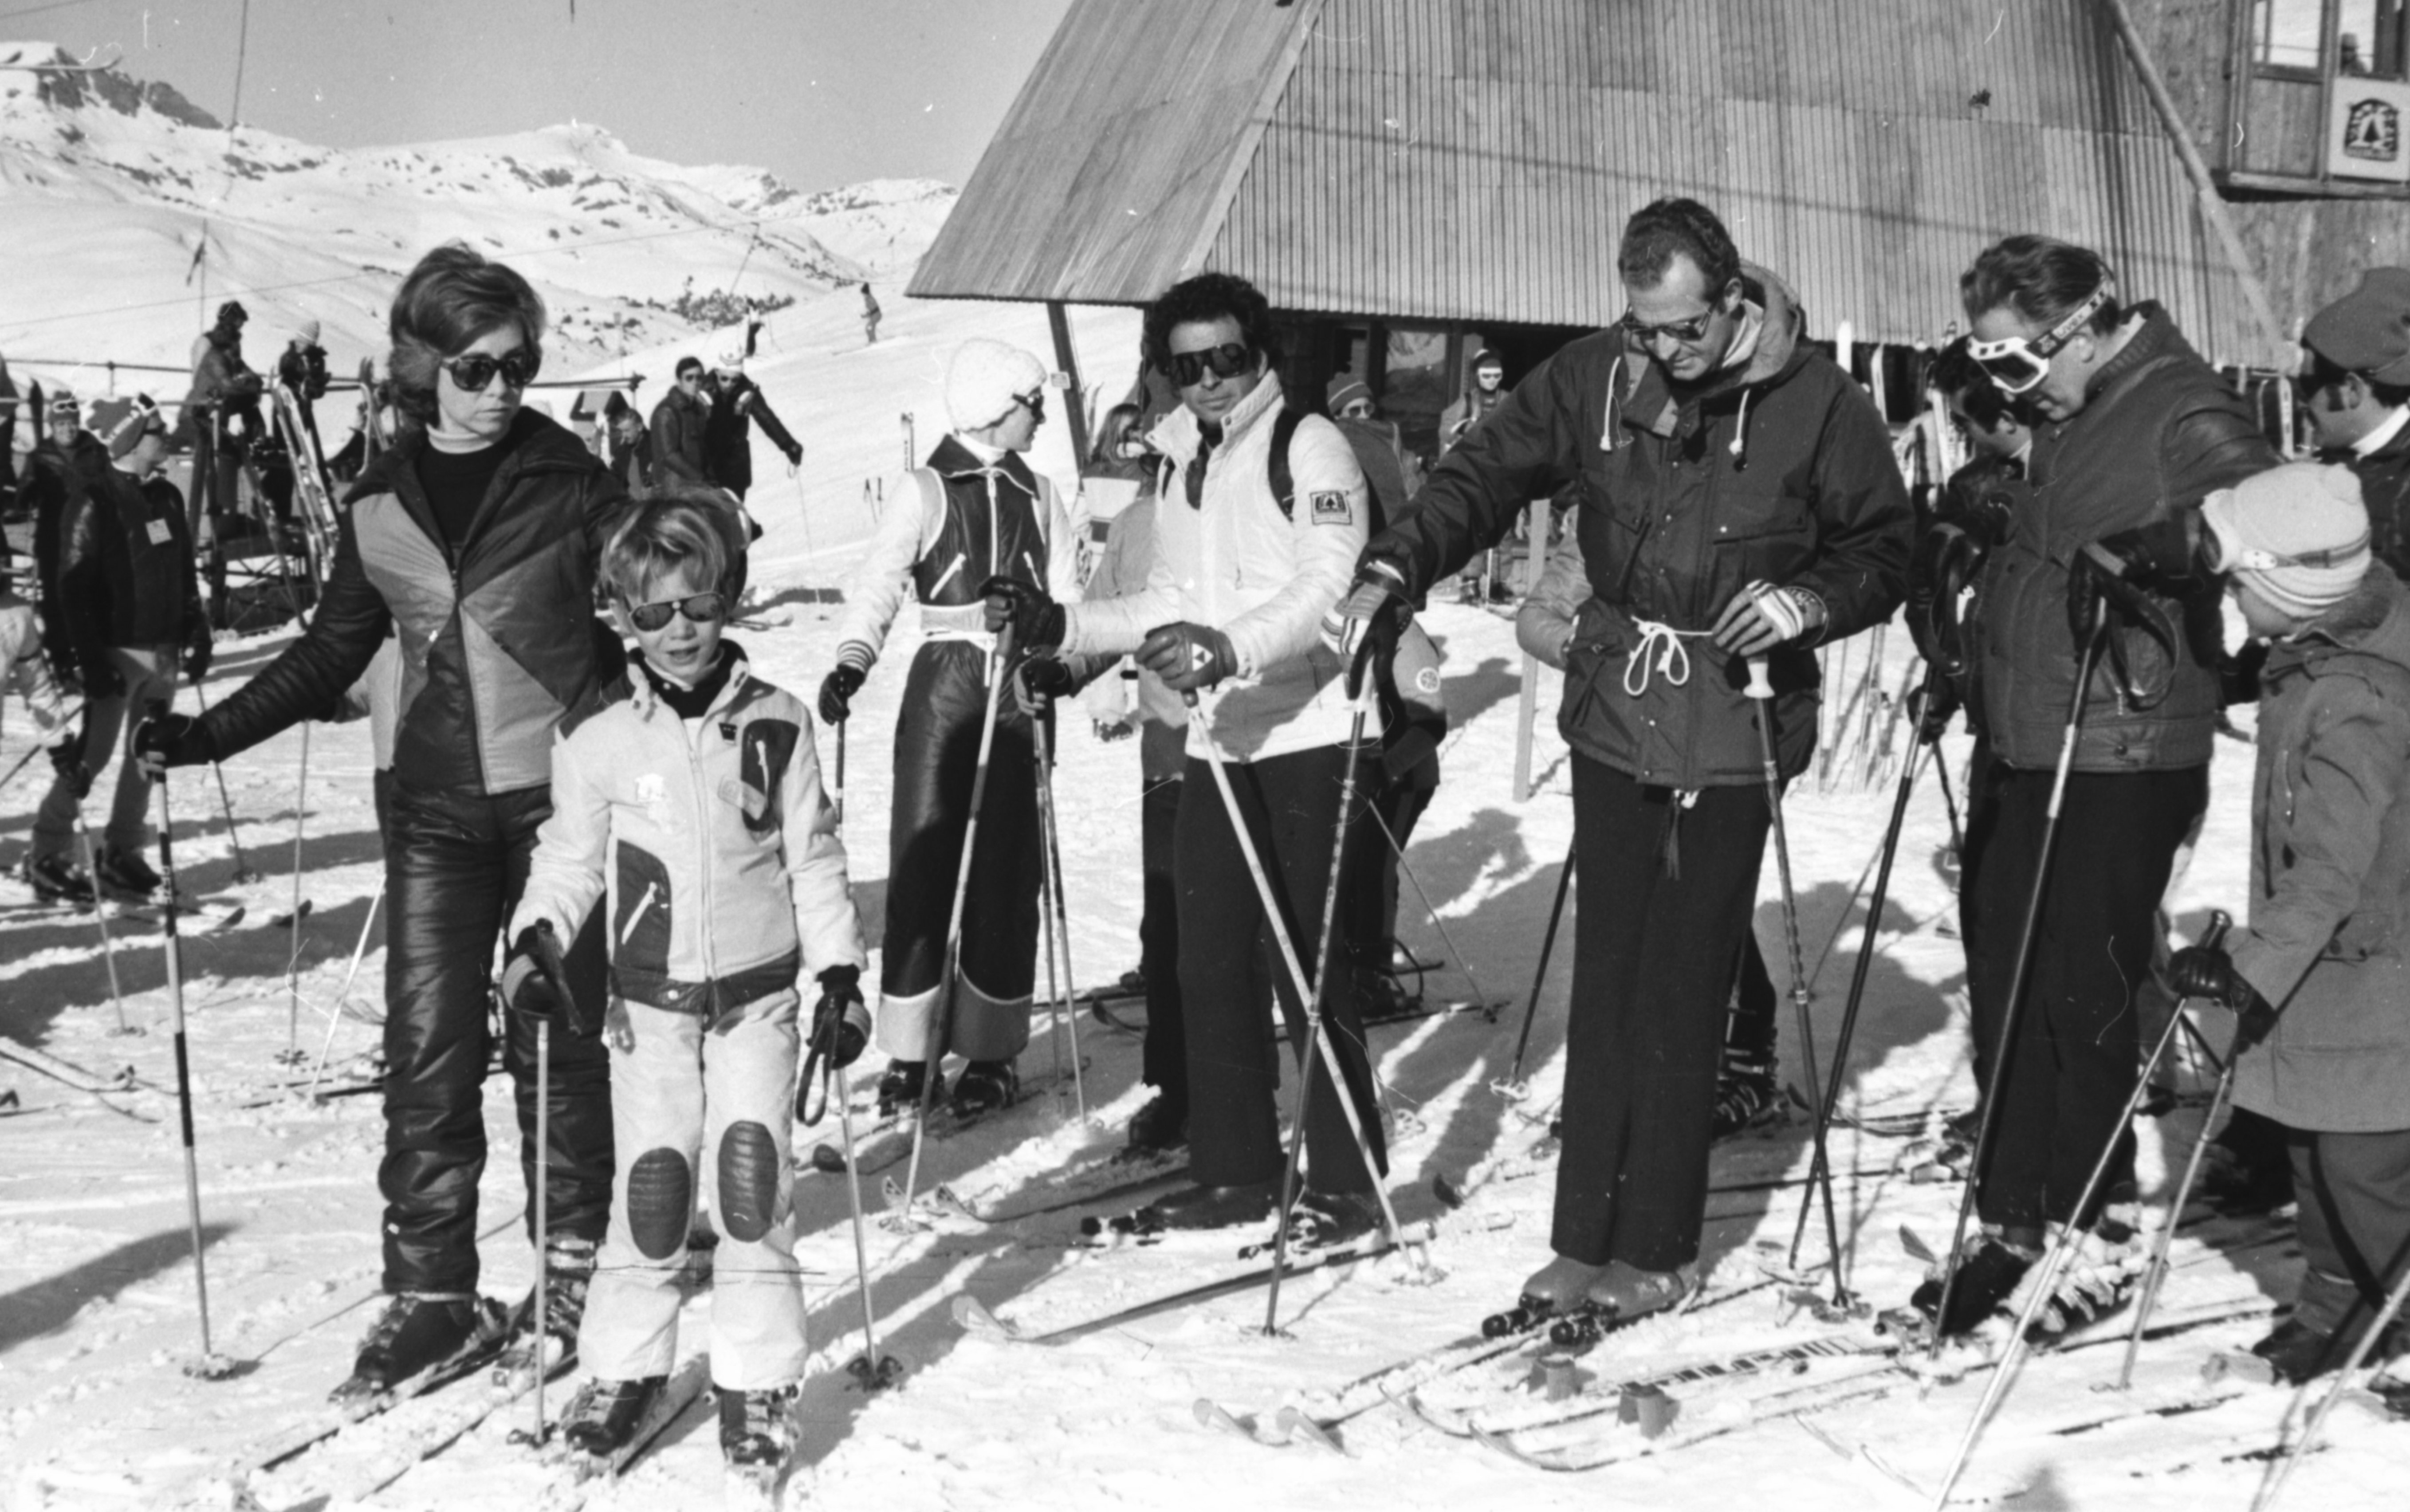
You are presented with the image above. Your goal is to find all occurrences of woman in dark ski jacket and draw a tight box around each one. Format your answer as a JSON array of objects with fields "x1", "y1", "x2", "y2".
[{"x1": 138, "y1": 244, "x2": 627, "y2": 1398}]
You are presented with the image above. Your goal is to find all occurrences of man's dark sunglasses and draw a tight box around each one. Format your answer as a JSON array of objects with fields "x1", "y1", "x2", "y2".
[
  {"x1": 1620, "y1": 309, "x2": 1717, "y2": 346},
  {"x1": 442, "y1": 350, "x2": 543, "y2": 391},
  {"x1": 625, "y1": 591, "x2": 727, "y2": 632},
  {"x1": 1165, "y1": 342, "x2": 1255, "y2": 387}
]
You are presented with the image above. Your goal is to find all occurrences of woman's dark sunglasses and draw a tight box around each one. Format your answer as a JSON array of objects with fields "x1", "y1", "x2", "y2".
[
  {"x1": 442, "y1": 350, "x2": 543, "y2": 391},
  {"x1": 625, "y1": 591, "x2": 727, "y2": 632},
  {"x1": 1164, "y1": 342, "x2": 1255, "y2": 387}
]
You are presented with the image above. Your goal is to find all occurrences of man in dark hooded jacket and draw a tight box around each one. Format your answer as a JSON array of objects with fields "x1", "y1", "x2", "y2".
[{"x1": 1329, "y1": 197, "x2": 1911, "y2": 1329}]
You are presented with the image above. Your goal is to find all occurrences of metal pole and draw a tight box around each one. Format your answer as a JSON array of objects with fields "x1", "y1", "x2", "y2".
[
  {"x1": 1503, "y1": 840, "x2": 1575, "y2": 1092},
  {"x1": 1034, "y1": 715, "x2": 1089, "y2": 1123},
  {"x1": 157, "y1": 769, "x2": 232, "y2": 1377}
]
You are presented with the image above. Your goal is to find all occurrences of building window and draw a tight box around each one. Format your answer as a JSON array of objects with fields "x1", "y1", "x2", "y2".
[{"x1": 2255, "y1": 0, "x2": 2409, "y2": 77}]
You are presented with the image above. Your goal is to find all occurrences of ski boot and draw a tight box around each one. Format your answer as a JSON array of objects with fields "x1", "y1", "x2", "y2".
[
  {"x1": 718, "y1": 1383, "x2": 797, "y2": 1467},
  {"x1": 876, "y1": 1059, "x2": 942, "y2": 1117},
  {"x1": 26, "y1": 853, "x2": 95, "y2": 908},
  {"x1": 560, "y1": 1375, "x2": 668, "y2": 1457},
  {"x1": 1125, "y1": 1088, "x2": 1188, "y2": 1154},
  {"x1": 1290, "y1": 1190, "x2": 1382, "y2": 1249},
  {"x1": 2017, "y1": 1210, "x2": 2145, "y2": 1344},
  {"x1": 1121, "y1": 1179, "x2": 1279, "y2": 1236},
  {"x1": 949, "y1": 1059, "x2": 1018, "y2": 1119},
  {"x1": 499, "y1": 1233, "x2": 595, "y2": 1382},
  {"x1": 1353, "y1": 966, "x2": 1419, "y2": 1025},
  {"x1": 1486, "y1": 1256, "x2": 1604, "y2": 1339},
  {"x1": 333, "y1": 1292, "x2": 506, "y2": 1404},
  {"x1": 1549, "y1": 1260, "x2": 1697, "y2": 1349},
  {"x1": 93, "y1": 844, "x2": 162, "y2": 902},
  {"x1": 1906, "y1": 1225, "x2": 2040, "y2": 1340},
  {"x1": 1709, "y1": 1053, "x2": 1781, "y2": 1141}
]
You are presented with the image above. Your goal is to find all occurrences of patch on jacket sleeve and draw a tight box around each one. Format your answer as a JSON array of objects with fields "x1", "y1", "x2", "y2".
[
  {"x1": 633, "y1": 772, "x2": 670, "y2": 828},
  {"x1": 1415, "y1": 665, "x2": 1442, "y2": 696},
  {"x1": 1309, "y1": 491, "x2": 1352, "y2": 526},
  {"x1": 735, "y1": 718, "x2": 801, "y2": 837}
]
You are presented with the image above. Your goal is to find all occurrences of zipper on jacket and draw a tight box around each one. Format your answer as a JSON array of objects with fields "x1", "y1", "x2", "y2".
[
  {"x1": 620, "y1": 882, "x2": 660, "y2": 948},
  {"x1": 681, "y1": 712, "x2": 721, "y2": 994},
  {"x1": 927, "y1": 551, "x2": 967, "y2": 600}
]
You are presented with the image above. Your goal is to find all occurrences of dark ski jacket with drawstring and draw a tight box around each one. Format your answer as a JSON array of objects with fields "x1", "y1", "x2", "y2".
[
  {"x1": 196, "y1": 410, "x2": 628, "y2": 793},
  {"x1": 1365, "y1": 263, "x2": 1911, "y2": 789},
  {"x1": 1968, "y1": 303, "x2": 2273, "y2": 773}
]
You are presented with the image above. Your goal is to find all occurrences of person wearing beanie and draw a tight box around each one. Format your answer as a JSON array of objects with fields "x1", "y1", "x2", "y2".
[
  {"x1": 700, "y1": 346, "x2": 803, "y2": 502},
  {"x1": 820, "y1": 337, "x2": 1082, "y2": 1119},
  {"x1": 1326, "y1": 373, "x2": 1374, "y2": 419},
  {"x1": 1439, "y1": 347, "x2": 1507, "y2": 449},
  {"x1": 277, "y1": 318, "x2": 333, "y2": 453},
  {"x1": 2299, "y1": 267, "x2": 2410, "y2": 580},
  {"x1": 2165, "y1": 460, "x2": 2410, "y2": 1383},
  {"x1": 22, "y1": 384, "x2": 104, "y2": 722},
  {"x1": 28, "y1": 400, "x2": 206, "y2": 906}
]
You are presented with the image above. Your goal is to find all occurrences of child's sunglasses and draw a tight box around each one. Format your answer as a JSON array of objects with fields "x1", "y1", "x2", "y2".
[{"x1": 625, "y1": 591, "x2": 727, "y2": 632}]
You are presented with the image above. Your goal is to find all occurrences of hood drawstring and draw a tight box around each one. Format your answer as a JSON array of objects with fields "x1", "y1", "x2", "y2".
[
  {"x1": 1623, "y1": 619, "x2": 1711, "y2": 697},
  {"x1": 1730, "y1": 386, "x2": 1754, "y2": 469},
  {"x1": 1600, "y1": 355, "x2": 1625, "y2": 454}
]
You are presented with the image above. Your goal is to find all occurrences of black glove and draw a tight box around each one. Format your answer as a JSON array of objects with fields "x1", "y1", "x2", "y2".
[
  {"x1": 818, "y1": 663, "x2": 866, "y2": 724},
  {"x1": 1908, "y1": 520, "x2": 1983, "y2": 675},
  {"x1": 811, "y1": 966, "x2": 869, "y2": 1069},
  {"x1": 183, "y1": 631, "x2": 214, "y2": 685},
  {"x1": 981, "y1": 576, "x2": 1065, "y2": 652},
  {"x1": 2065, "y1": 542, "x2": 2157, "y2": 646},
  {"x1": 48, "y1": 737, "x2": 90, "y2": 800},
  {"x1": 2219, "y1": 639, "x2": 2269, "y2": 708},
  {"x1": 132, "y1": 710, "x2": 215, "y2": 778},
  {"x1": 1908, "y1": 678, "x2": 1959, "y2": 744},
  {"x1": 2096, "y1": 516, "x2": 2208, "y2": 592},
  {"x1": 783, "y1": 441, "x2": 803, "y2": 467},
  {"x1": 501, "y1": 925, "x2": 568, "y2": 1023},
  {"x1": 1136, "y1": 622, "x2": 1237, "y2": 693},
  {"x1": 2167, "y1": 944, "x2": 2280, "y2": 1052},
  {"x1": 1016, "y1": 656, "x2": 1077, "y2": 701}
]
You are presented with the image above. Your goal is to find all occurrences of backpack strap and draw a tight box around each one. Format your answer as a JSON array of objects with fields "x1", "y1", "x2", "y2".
[{"x1": 1266, "y1": 407, "x2": 1305, "y2": 520}]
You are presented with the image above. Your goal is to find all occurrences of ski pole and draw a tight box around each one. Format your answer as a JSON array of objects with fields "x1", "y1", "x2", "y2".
[
  {"x1": 1365, "y1": 800, "x2": 1498, "y2": 1013},
  {"x1": 1746, "y1": 651, "x2": 1846, "y2": 1306},
  {"x1": 156, "y1": 763, "x2": 234, "y2": 1378},
  {"x1": 189, "y1": 681, "x2": 260, "y2": 883},
  {"x1": 1927, "y1": 618, "x2": 2111, "y2": 1362},
  {"x1": 1787, "y1": 666, "x2": 1942, "y2": 1274},
  {"x1": 1502, "y1": 839, "x2": 1575, "y2": 1093},
  {"x1": 833, "y1": 717, "x2": 846, "y2": 828},
  {"x1": 1933, "y1": 743, "x2": 1967, "y2": 865},
  {"x1": 280, "y1": 721, "x2": 312, "y2": 1063},
  {"x1": 2115, "y1": 913, "x2": 2252, "y2": 1390},
  {"x1": 2252, "y1": 1239, "x2": 2410, "y2": 1512},
  {"x1": 306, "y1": 873, "x2": 385, "y2": 1101},
  {"x1": 1035, "y1": 776, "x2": 1065, "y2": 1090},
  {"x1": 1262, "y1": 684, "x2": 1375, "y2": 1334},
  {"x1": 521, "y1": 920, "x2": 578, "y2": 1446},
  {"x1": 72, "y1": 801, "x2": 132, "y2": 1035},
  {"x1": 831, "y1": 1065, "x2": 902, "y2": 1390},
  {"x1": 1926, "y1": 913, "x2": 2230, "y2": 1510},
  {"x1": 898, "y1": 625, "x2": 1015, "y2": 1227},
  {"x1": 1033, "y1": 714, "x2": 1089, "y2": 1123}
]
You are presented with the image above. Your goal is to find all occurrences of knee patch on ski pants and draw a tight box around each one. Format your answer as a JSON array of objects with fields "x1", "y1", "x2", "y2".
[
  {"x1": 625, "y1": 1147, "x2": 692, "y2": 1261},
  {"x1": 718, "y1": 1121, "x2": 780, "y2": 1244}
]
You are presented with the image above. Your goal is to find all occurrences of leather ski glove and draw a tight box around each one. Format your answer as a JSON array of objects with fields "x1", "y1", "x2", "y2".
[
  {"x1": 1321, "y1": 557, "x2": 1411, "y2": 663},
  {"x1": 811, "y1": 966, "x2": 870, "y2": 1070},
  {"x1": 981, "y1": 577, "x2": 1065, "y2": 653},
  {"x1": 1137, "y1": 622, "x2": 1236, "y2": 693},
  {"x1": 2166, "y1": 944, "x2": 2280, "y2": 1053},
  {"x1": 132, "y1": 710, "x2": 215, "y2": 779},
  {"x1": 817, "y1": 662, "x2": 866, "y2": 724}
]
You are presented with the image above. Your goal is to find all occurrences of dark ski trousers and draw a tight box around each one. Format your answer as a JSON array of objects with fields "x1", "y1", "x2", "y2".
[
  {"x1": 1962, "y1": 761, "x2": 2206, "y2": 1232},
  {"x1": 381, "y1": 780, "x2": 613, "y2": 1295},
  {"x1": 1176, "y1": 744, "x2": 1385, "y2": 1195},
  {"x1": 1554, "y1": 757, "x2": 1769, "y2": 1272},
  {"x1": 2287, "y1": 1125, "x2": 2410, "y2": 1341},
  {"x1": 1140, "y1": 774, "x2": 1187, "y2": 1098}
]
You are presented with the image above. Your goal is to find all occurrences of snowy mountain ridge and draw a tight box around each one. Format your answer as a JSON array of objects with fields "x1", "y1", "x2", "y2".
[{"x1": 0, "y1": 40, "x2": 955, "y2": 374}]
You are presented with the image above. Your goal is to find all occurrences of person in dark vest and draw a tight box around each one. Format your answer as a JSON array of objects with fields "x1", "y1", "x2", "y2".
[
  {"x1": 137, "y1": 243, "x2": 626, "y2": 1398},
  {"x1": 817, "y1": 338, "x2": 1081, "y2": 1119}
]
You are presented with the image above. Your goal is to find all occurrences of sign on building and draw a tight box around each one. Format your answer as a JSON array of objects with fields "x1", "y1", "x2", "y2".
[{"x1": 2327, "y1": 79, "x2": 2410, "y2": 184}]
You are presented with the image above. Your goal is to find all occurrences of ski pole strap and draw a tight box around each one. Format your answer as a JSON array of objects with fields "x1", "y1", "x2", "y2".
[{"x1": 798, "y1": 1037, "x2": 831, "y2": 1127}]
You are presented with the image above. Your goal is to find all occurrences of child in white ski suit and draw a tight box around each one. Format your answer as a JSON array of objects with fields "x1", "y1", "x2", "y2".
[{"x1": 507, "y1": 494, "x2": 869, "y2": 1464}]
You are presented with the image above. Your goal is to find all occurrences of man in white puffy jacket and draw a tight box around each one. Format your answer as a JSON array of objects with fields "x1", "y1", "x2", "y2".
[{"x1": 985, "y1": 272, "x2": 1386, "y2": 1237}]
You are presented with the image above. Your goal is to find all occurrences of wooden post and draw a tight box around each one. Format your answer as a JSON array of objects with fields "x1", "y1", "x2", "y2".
[
  {"x1": 1512, "y1": 498, "x2": 1547, "y2": 802},
  {"x1": 1046, "y1": 301, "x2": 1092, "y2": 461},
  {"x1": 2102, "y1": 0, "x2": 2289, "y2": 366}
]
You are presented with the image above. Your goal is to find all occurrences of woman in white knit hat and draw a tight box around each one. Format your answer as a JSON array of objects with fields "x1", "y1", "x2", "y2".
[
  {"x1": 2165, "y1": 461, "x2": 2410, "y2": 1386},
  {"x1": 818, "y1": 338, "x2": 1083, "y2": 1118}
]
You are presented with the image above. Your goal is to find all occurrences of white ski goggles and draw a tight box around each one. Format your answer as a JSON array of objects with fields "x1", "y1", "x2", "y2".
[{"x1": 1966, "y1": 284, "x2": 2113, "y2": 395}]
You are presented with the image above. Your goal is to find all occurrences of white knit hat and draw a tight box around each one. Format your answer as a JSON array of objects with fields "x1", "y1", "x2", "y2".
[
  {"x1": 2200, "y1": 462, "x2": 2371, "y2": 619},
  {"x1": 946, "y1": 338, "x2": 1048, "y2": 432},
  {"x1": 296, "y1": 318, "x2": 322, "y2": 344},
  {"x1": 715, "y1": 346, "x2": 745, "y2": 373}
]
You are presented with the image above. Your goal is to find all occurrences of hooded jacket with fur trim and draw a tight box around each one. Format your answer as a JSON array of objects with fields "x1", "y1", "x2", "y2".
[
  {"x1": 511, "y1": 645, "x2": 868, "y2": 1017},
  {"x1": 1368, "y1": 265, "x2": 1911, "y2": 790}
]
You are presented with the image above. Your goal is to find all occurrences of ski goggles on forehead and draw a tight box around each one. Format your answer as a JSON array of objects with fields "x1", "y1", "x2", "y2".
[
  {"x1": 2216, "y1": 535, "x2": 2371, "y2": 574},
  {"x1": 441, "y1": 349, "x2": 543, "y2": 391},
  {"x1": 1164, "y1": 342, "x2": 1255, "y2": 387},
  {"x1": 624, "y1": 591, "x2": 727, "y2": 632},
  {"x1": 1966, "y1": 285, "x2": 2111, "y2": 395}
]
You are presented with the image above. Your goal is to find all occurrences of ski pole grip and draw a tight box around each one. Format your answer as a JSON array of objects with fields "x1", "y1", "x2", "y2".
[
  {"x1": 1744, "y1": 656, "x2": 1773, "y2": 700},
  {"x1": 2201, "y1": 909, "x2": 2232, "y2": 952},
  {"x1": 529, "y1": 920, "x2": 600, "y2": 1040}
]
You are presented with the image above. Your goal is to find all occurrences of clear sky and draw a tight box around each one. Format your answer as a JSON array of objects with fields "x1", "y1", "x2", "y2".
[{"x1": 15, "y1": 0, "x2": 1076, "y2": 189}]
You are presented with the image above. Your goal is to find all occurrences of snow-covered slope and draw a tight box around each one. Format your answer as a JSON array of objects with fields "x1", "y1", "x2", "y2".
[{"x1": 0, "y1": 41, "x2": 955, "y2": 376}]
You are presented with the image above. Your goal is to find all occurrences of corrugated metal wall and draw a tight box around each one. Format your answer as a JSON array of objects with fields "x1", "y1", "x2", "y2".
[{"x1": 918, "y1": 0, "x2": 2267, "y2": 365}]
